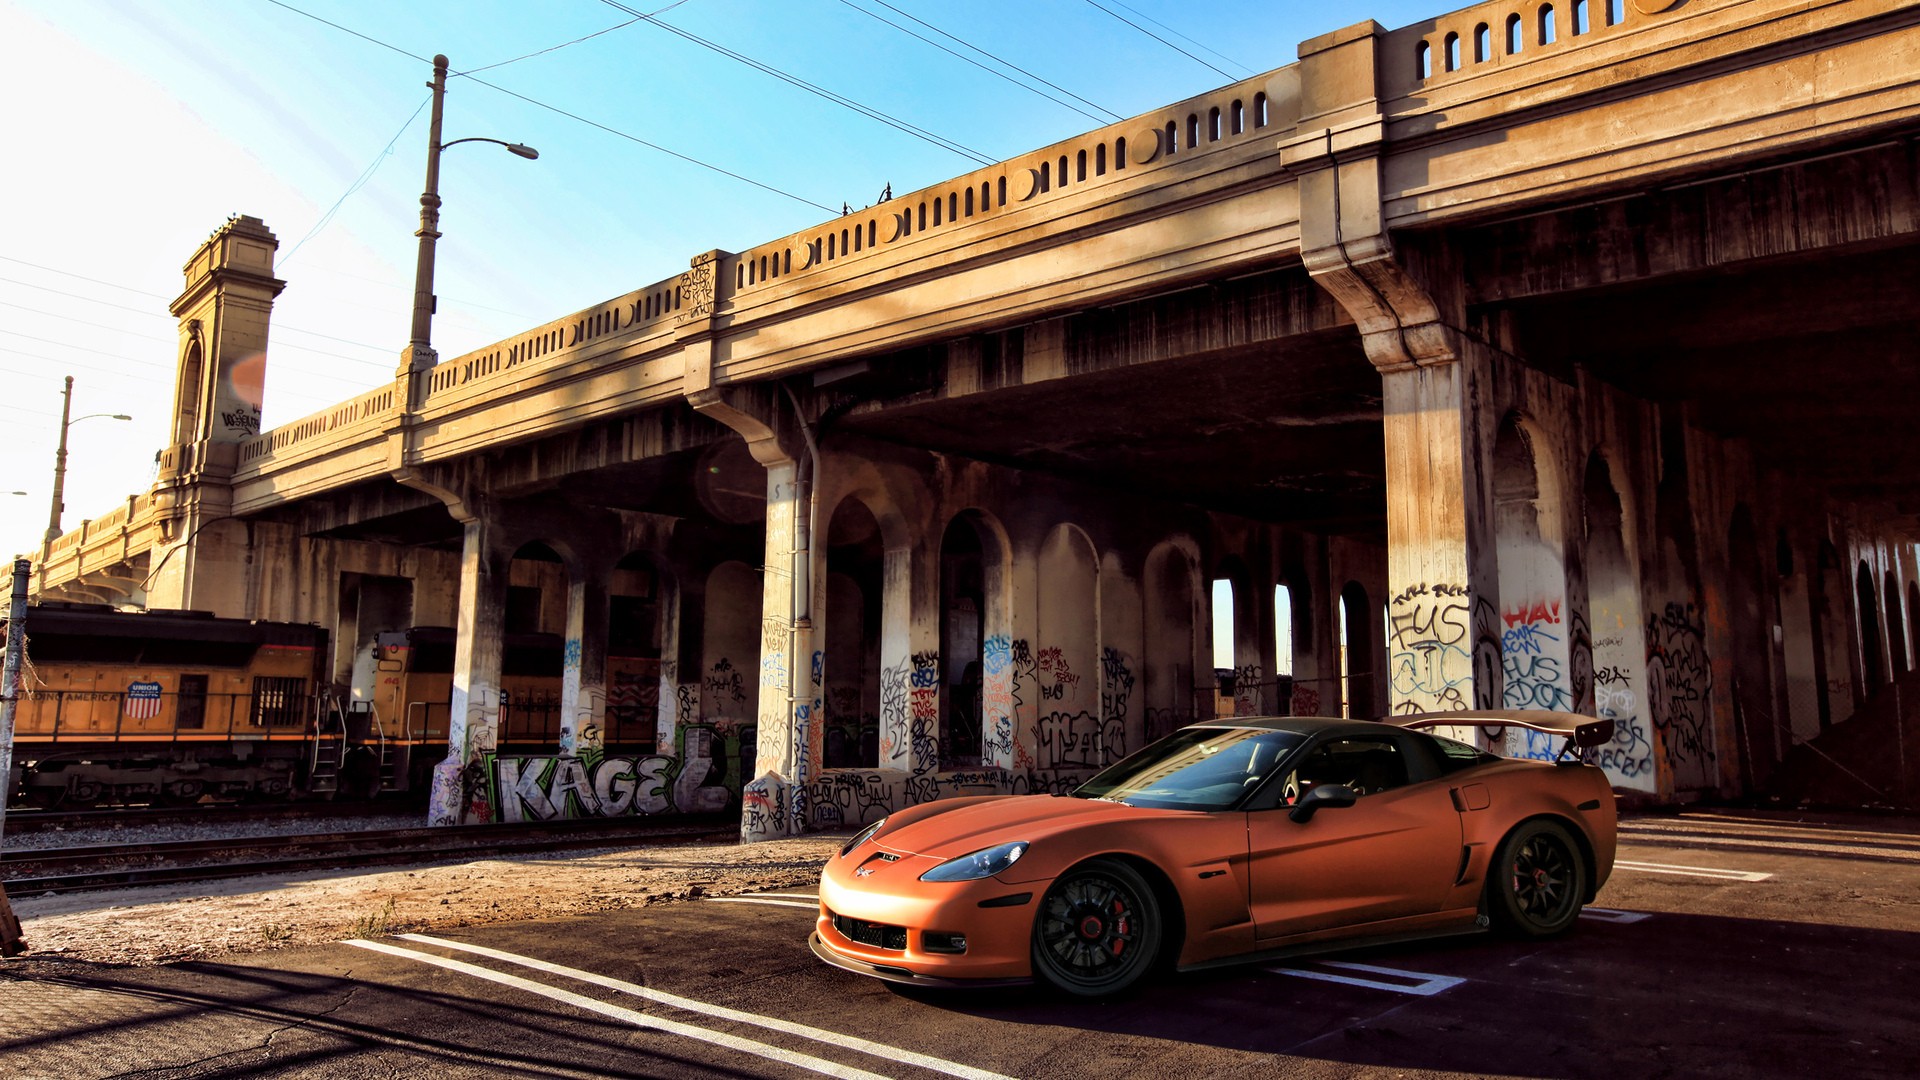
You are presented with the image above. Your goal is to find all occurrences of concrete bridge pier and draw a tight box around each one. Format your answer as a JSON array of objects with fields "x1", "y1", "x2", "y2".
[{"x1": 428, "y1": 500, "x2": 509, "y2": 826}]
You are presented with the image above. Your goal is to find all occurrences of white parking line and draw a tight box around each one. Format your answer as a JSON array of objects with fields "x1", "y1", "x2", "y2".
[
  {"x1": 346, "y1": 938, "x2": 892, "y2": 1080},
  {"x1": 1581, "y1": 907, "x2": 1653, "y2": 924},
  {"x1": 1266, "y1": 960, "x2": 1466, "y2": 996},
  {"x1": 1615, "y1": 859, "x2": 1773, "y2": 881},
  {"x1": 708, "y1": 897, "x2": 819, "y2": 909},
  {"x1": 391, "y1": 933, "x2": 1015, "y2": 1080}
]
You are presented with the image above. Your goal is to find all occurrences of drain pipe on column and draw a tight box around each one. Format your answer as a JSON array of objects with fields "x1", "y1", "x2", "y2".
[{"x1": 782, "y1": 384, "x2": 822, "y2": 836}]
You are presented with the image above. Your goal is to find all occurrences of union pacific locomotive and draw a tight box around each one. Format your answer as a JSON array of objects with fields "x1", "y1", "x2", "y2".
[{"x1": 3, "y1": 603, "x2": 660, "y2": 807}]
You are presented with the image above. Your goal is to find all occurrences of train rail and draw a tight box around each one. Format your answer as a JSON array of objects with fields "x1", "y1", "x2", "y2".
[
  {"x1": 1, "y1": 815, "x2": 737, "y2": 895},
  {"x1": 4, "y1": 801, "x2": 406, "y2": 836}
]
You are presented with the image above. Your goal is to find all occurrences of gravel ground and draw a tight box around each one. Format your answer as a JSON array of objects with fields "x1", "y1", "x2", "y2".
[{"x1": 1, "y1": 812, "x2": 847, "y2": 967}]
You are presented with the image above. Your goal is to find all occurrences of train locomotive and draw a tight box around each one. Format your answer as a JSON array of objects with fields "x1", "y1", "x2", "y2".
[{"x1": 3, "y1": 603, "x2": 662, "y2": 808}]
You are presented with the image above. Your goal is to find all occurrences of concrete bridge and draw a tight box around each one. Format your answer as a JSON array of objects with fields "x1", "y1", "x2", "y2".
[{"x1": 34, "y1": 0, "x2": 1920, "y2": 834}]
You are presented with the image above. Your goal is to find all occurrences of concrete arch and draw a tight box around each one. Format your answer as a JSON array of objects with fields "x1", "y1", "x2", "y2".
[
  {"x1": 1211, "y1": 552, "x2": 1263, "y2": 716},
  {"x1": 1857, "y1": 560, "x2": 1885, "y2": 696},
  {"x1": 1583, "y1": 452, "x2": 1656, "y2": 790},
  {"x1": 819, "y1": 492, "x2": 896, "y2": 771},
  {"x1": 1726, "y1": 505, "x2": 1778, "y2": 789},
  {"x1": 1035, "y1": 522, "x2": 1103, "y2": 770},
  {"x1": 1338, "y1": 580, "x2": 1377, "y2": 718},
  {"x1": 941, "y1": 507, "x2": 1017, "y2": 770},
  {"x1": 1492, "y1": 413, "x2": 1574, "y2": 757},
  {"x1": 1144, "y1": 536, "x2": 1205, "y2": 738}
]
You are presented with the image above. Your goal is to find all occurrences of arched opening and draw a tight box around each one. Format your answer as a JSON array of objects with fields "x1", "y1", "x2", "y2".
[
  {"x1": 1885, "y1": 574, "x2": 1908, "y2": 677},
  {"x1": 1444, "y1": 32, "x2": 1461, "y2": 71},
  {"x1": 939, "y1": 515, "x2": 987, "y2": 768},
  {"x1": 1145, "y1": 542, "x2": 1202, "y2": 740},
  {"x1": 1416, "y1": 40, "x2": 1432, "y2": 78},
  {"x1": 1475, "y1": 23, "x2": 1492, "y2": 61},
  {"x1": 1857, "y1": 562, "x2": 1885, "y2": 696},
  {"x1": 174, "y1": 340, "x2": 205, "y2": 445},
  {"x1": 1727, "y1": 507, "x2": 1777, "y2": 790},
  {"x1": 1339, "y1": 582, "x2": 1374, "y2": 718},
  {"x1": 1584, "y1": 454, "x2": 1654, "y2": 789},
  {"x1": 1909, "y1": 580, "x2": 1920, "y2": 681},
  {"x1": 1493, "y1": 416, "x2": 1572, "y2": 758},
  {"x1": 1037, "y1": 524, "x2": 1101, "y2": 769},
  {"x1": 823, "y1": 498, "x2": 884, "y2": 769},
  {"x1": 607, "y1": 551, "x2": 665, "y2": 751},
  {"x1": 502, "y1": 541, "x2": 568, "y2": 744},
  {"x1": 1273, "y1": 582, "x2": 1295, "y2": 713},
  {"x1": 1813, "y1": 541, "x2": 1852, "y2": 727},
  {"x1": 1539, "y1": 4, "x2": 1557, "y2": 45},
  {"x1": 1507, "y1": 13, "x2": 1525, "y2": 53},
  {"x1": 700, "y1": 560, "x2": 762, "y2": 791},
  {"x1": 1213, "y1": 560, "x2": 1258, "y2": 716}
]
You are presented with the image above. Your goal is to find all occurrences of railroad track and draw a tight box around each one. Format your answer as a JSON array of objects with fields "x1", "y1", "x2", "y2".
[
  {"x1": 4, "y1": 801, "x2": 406, "y2": 835},
  {"x1": 1, "y1": 815, "x2": 737, "y2": 895}
]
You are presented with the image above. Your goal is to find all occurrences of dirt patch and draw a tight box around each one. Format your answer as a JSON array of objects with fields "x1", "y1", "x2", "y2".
[{"x1": 4, "y1": 835, "x2": 844, "y2": 966}]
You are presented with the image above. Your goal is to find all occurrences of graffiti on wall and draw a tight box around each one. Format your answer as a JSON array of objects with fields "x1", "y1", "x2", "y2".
[
  {"x1": 1592, "y1": 656, "x2": 1655, "y2": 780},
  {"x1": 1387, "y1": 582, "x2": 1472, "y2": 715},
  {"x1": 1501, "y1": 599, "x2": 1572, "y2": 712},
  {"x1": 1232, "y1": 665, "x2": 1262, "y2": 716},
  {"x1": 1647, "y1": 602, "x2": 1714, "y2": 769},
  {"x1": 704, "y1": 659, "x2": 746, "y2": 708},
  {"x1": 1099, "y1": 647, "x2": 1134, "y2": 761},
  {"x1": 1290, "y1": 684, "x2": 1322, "y2": 717}
]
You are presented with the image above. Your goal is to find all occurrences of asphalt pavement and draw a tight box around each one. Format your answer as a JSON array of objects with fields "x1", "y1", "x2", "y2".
[{"x1": 3, "y1": 808, "x2": 1916, "y2": 1079}]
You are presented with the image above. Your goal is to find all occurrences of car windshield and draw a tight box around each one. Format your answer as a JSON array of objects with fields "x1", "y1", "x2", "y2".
[{"x1": 1073, "y1": 727, "x2": 1307, "y2": 810}]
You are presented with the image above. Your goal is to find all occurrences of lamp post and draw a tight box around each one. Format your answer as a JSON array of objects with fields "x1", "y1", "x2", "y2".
[
  {"x1": 39, "y1": 376, "x2": 132, "y2": 578},
  {"x1": 398, "y1": 54, "x2": 539, "y2": 380}
]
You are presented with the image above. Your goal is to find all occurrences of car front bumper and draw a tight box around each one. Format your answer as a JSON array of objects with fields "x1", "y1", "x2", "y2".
[{"x1": 813, "y1": 847, "x2": 1043, "y2": 984}]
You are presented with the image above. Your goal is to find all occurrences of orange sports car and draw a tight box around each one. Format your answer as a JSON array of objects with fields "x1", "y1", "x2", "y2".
[{"x1": 812, "y1": 710, "x2": 1618, "y2": 996}]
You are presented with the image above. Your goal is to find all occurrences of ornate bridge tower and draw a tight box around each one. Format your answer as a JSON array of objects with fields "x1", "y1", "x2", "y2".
[{"x1": 147, "y1": 214, "x2": 285, "y2": 615}]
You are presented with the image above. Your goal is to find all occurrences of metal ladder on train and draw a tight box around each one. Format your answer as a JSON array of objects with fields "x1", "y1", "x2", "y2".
[{"x1": 308, "y1": 694, "x2": 348, "y2": 797}]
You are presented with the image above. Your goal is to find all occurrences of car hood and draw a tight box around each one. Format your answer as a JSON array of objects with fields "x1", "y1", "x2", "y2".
[{"x1": 874, "y1": 794, "x2": 1172, "y2": 859}]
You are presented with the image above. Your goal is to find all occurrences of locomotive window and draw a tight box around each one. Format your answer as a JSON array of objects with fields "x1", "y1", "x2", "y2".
[
  {"x1": 251, "y1": 676, "x2": 308, "y2": 727},
  {"x1": 178, "y1": 674, "x2": 209, "y2": 729}
]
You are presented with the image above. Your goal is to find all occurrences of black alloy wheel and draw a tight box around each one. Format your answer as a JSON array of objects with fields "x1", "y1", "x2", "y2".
[
  {"x1": 1031, "y1": 857, "x2": 1163, "y2": 997},
  {"x1": 1487, "y1": 819, "x2": 1586, "y2": 937}
]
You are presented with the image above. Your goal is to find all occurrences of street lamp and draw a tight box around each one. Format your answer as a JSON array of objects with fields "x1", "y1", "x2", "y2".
[
  {"x1": 399, "y1": 54, "x2": 539, "y2": 379},
  {"x1": 40, "y1": 375, "x2": 132, "y2": 573}
]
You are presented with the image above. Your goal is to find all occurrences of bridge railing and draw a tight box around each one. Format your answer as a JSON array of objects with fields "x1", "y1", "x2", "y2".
[
  {"x1": 723, "y1": 64, "x2": 1301, "y2": 304},
  {"x1": 1388, "y1": 0, "x2": 1713, "y2": 98}
]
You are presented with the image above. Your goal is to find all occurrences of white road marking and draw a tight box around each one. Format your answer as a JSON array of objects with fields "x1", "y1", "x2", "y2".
[
  {"x1": 394, "y1": 933, "x2": 1017, "y2": 1080},
  {"x1": 739, "y1": 892, "x2": 821, "y2": 901},
  {"x1": 345, "y1": 938, "x2": 891, "y2": 1080},
  {"x1": 1618, "y1": 824, "x2": 1920, "y2": 861},
  {"x1": 708, "y1": 897, "x2": 819, "y2": 909},
  {"x1": 1581, "y1": 907, "x2": 1653, "y2": 924},
  {"x1": 1615, "y1": 859, "x2": 1772, "y2": 881},
  {"x1": 1266, "y1": 960, "x2": 1466, "y2": 997}
]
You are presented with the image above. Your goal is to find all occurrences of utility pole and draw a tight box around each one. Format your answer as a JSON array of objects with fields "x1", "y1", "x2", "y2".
[{"x1": 0, "y1": 557, "x2": 31, "y2": 955}]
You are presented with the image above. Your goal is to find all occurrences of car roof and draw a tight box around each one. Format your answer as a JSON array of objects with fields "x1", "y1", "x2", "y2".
[{"x1": 1183, "y1": 716, "x2": 1422, "y2": 740}]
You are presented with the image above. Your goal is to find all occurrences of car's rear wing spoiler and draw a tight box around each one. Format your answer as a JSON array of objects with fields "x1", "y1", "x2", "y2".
[{"x1": 1387, "y1": 710, "x2": 1616, "y2": 753}]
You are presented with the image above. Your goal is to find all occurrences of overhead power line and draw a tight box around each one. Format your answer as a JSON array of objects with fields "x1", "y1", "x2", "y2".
[
  {"x1": 837, "y1": 0, "x2": 1121, "y2": 125},
  {"x1": 263, "y1": 0, "x2": 841, "y2": 214},
  {"x1": 598, "y1": 0, "x2": 998, "y2": 166},
  {"x1": 1081, "y1": 0, "x2": 1237, "y2": 81},
  {"x1": 1100, "y1": 0, "x2": 1254, "y2": 76}
]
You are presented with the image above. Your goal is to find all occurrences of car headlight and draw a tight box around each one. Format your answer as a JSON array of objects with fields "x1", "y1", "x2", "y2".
[
  {"x1": 918, "y1": 841, "x2": 1029, "y2": 882},
  {"x1": 840, "y1": 818, "x2": 887, "y2": 858}
]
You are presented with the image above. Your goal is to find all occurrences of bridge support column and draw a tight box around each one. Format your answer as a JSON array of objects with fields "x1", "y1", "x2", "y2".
[
  {"x1": 428, "y1": 511, "x2": 509, "y2": 826},
  {"x1": 1282, "y1": 24, "x2": 1503, "y2": 717},
  {"x1": 688, "y1": 381, "x2": 818, "y2": 841},
  {"x1": 557, "y1": 521, "x2": 624, "y2": 759}
]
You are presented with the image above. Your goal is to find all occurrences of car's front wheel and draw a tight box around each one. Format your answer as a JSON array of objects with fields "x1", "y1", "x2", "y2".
[
  {"x1": 1031, "y1": 857, "x2": 1162, "y2": 997},
  {"x1": 1486, "y1": 819, "x2": 1587, "y2": 937}
]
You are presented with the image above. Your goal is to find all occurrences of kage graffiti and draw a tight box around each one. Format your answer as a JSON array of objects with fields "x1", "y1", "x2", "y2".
[{"x1": 494, "y1": 752, "x2": 674, "y2": 821}]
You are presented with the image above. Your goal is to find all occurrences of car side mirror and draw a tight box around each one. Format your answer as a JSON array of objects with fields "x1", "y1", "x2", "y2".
[{"x1": 1288, "y1": 783, "x2": 1359, "y2": 823}]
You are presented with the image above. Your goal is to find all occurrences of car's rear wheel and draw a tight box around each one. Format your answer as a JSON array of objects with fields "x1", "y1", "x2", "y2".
[
  {"x1": 1031, "y1": 857, "x2": 1162, "y2": 998},
  {"x1": 1487, "y1": 819, "x2": 1586, "y2": 937}
]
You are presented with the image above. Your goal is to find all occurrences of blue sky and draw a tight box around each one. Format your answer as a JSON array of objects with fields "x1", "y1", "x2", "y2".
[{"x1": 1, "y1": 0, "x2": 1442, "y2": 567}]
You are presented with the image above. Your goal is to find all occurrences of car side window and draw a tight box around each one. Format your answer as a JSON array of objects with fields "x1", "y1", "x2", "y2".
[{"x1": 1275, "y1": 737, "x2": 1411, "y2": 804}]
